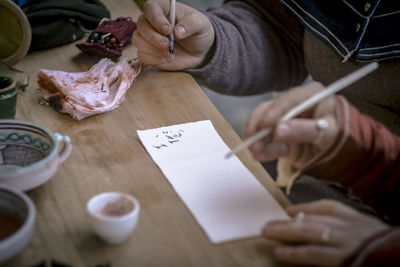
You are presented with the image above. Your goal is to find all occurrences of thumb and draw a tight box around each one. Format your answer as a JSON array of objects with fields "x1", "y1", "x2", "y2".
[{"x1": 174, "y1": 12, "x2": 211, "y2": 39}]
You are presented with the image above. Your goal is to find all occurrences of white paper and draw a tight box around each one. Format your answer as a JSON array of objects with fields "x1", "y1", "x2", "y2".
[{"x1": 137, "y1": 120, "x2": 289, "y2": 244}]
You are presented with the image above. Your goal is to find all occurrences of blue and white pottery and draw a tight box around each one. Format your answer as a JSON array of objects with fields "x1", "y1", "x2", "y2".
[{"x1": 0, "y1": 120, "x2": 72, "y2": 191}]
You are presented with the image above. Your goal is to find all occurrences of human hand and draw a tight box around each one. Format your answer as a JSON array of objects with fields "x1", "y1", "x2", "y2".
[
  {"x1": 132, "y1": 0, "x2": 215, "y2": 70},
  {"x1": 263, "y1": 200, "x2": 388, "y2": 267},
  {"x1": 244, "y1": 82, "x2": 339, "y2": 163}
]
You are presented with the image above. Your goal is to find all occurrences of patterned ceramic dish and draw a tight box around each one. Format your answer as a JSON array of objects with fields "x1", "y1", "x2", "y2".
[
  {"x1": 0, "y1": 184, "x2": 35, "y2": 262},
  {"x1": 0, "y1": 120, "x2": 72, "y2": 191}
]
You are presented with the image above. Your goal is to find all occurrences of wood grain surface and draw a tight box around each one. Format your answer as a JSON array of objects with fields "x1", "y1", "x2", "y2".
[{"x1": 5, "y1": 0, "x2": 290, "y2": 266}]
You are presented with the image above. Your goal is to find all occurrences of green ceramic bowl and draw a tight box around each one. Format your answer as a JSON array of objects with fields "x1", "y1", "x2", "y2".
[{"x1": 0, "y1": 76, "x2": 17, "y2": 119}]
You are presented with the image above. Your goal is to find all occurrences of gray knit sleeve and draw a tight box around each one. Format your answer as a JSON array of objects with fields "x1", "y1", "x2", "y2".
[{"x1": 185, "y1": 0, "x2": 308, "y2": 95}]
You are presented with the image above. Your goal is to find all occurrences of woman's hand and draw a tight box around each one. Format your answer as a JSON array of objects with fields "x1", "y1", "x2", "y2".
[
  {"x1": 133, "y1": 0, "x2": 215, "y2": 70},
  {"x1": 263, "y1": 200, "x2": 388, "y2": 267},
  {"x1": 244, "y1": 82, "x2": 340, "y2": 163}
]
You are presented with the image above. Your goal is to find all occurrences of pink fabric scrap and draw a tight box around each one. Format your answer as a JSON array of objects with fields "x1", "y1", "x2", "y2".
[{"x1": 38, "y1": 58, "x2": 142, "y2": 120}]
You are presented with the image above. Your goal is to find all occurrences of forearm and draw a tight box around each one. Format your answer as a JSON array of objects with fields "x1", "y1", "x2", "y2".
[
  {"x1": 185, "y1": 0, "x2": 307, "y2": 95},
  {"x1": 307, "y1": 97, "x2": 400, "y2": 219}
]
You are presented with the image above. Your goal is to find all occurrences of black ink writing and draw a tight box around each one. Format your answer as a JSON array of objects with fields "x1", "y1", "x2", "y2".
[{"x1": 152, "y1": 129, "x2": 185, "y2": 149}]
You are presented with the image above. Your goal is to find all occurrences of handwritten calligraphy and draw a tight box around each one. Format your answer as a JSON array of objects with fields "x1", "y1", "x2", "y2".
[{"x1": 152, "y1": 129, "x2": 184, "y2": 149}]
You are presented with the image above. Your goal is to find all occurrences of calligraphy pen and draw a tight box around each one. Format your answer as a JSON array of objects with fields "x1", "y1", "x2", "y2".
[
  {"x1": 169, "y1": 0, "x2": 176, "y2": 54},
  {"x1": 225, "y1": 62, "x2": 379, "y2": 159}
]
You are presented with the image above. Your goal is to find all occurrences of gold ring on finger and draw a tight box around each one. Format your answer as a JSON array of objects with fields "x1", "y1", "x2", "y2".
[{"x1": 321, "y1": 227, "x2": 332, "y2": 244}]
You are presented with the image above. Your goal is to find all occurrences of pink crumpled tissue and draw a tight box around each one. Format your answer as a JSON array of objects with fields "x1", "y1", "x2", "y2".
[{"x1": 38, "y1": 58, "x2": 142, "y2": 120}]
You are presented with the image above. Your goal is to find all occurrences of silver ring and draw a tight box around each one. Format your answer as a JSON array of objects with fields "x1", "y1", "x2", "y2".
[
  {"x1": 314, "y1": 119, "x2": 329, "y2": 145},
  {"x1": 295, "y1": 212, "x2": 305, "y2": 223},
  {"x1": 321, "y1": 227, "x2": 332, "y2": 243},
  {"x1": 317, "y1": 119, "x2": 329, "y2": 130}
]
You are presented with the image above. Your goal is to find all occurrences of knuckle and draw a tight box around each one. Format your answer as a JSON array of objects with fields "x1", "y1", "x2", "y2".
[
  {"x1": 135, "y1": 22, "x2": 146, "y2": 36},
  {"x1": 264, "y1": 110, "x2": 279, "y2": 124},
  {"x1": 148, "y1": 34, "x2": 158, "y2": 45},
  {"x1": 132, "y1": 32, "x2": 143, "y2": 48},
  {"x1": 311, "y1": 81, "x2": 324, "y2": 90},
  {"x1": 131, "y1": 36, "x2": 137, "y2": 46},
  {"x1": 136, "y1": 51, "x2": 146, "y2": 61},
  {"x1": 281, "y1": 248, "x2": 295, "y2": 258},
  {"x1": 319, "y1": 199, "x2": 339, "y2": 212},
  {"x1": 151, "y1": 35, "x2": 167, "y2": 49},
  {"x1": 253, "y1": 102, "x2": 266, "y2": 115},
  {"x1": 136, "y1": 15, "x2": 145, "y2": 26},
  {"x1": 188, "y1": 12, "x2": 206, "y2": 27}
]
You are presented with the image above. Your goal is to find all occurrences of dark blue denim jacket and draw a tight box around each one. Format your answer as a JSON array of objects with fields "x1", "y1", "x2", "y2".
[
  {"x1": 280, "y1": 0, "x2": 400, "y2": 62},
  {"x1": 11, "y1": 0, "x2": 32, "y2": 8}
]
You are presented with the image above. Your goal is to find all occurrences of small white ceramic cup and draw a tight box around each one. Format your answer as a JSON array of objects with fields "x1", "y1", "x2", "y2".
[{"x1": 87, "y1": 192, "x2": 140, "y2": 244}]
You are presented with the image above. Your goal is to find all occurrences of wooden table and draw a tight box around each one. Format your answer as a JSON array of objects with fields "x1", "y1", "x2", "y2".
[{"x1": 6, "y1": 0, "x2": 289, "y2": 266}]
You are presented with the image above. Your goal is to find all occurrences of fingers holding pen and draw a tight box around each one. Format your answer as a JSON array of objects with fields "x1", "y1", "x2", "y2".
[
  {"x1": 248, "y1": 115, "x2": 338, "y2": 162},
  {"x1": 142, "y1": 0, "x2": 173, "y2": 35},
  {"x1": 134, "y1": 0, "x2": 216, "y2": 70},
  {"x1": 244, "y1": 82, "x2": 325, "y2": 139},
  {"x1": 244, "y1": 81, "x2": 341, "y2": 162},
  {"x1": 244, "y1": 101, "x2": 275, "y2": 139},
  {"x1": 274, "y1": 116, "x2": 338, "y2": 148},
  {"x1": 174, "y1": 11, "x2": 214, "y2": 40},
  {"x1": 133, "y1": 0, "x2": 174, "y2": 64},
  {"x1": 140, "y1": 0, "x2": 211, "y2": 42},
  {"x1": 134, "y1": 15, "x2": 170, "y2": 51},
  {"x1": 133, "y1": 26, "x2": 172, "y2": 66},
  {"x1": 250, "y1": 141, "x2": 289, "y2": 162},
  {"x1": 244, "y1": 101, "x2": 293, "y2": 162}
]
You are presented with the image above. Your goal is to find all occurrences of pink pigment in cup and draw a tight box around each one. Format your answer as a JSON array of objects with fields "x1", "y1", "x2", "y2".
[{"x1": 87, "y1": 192, "x2": 140, "y2": 244}]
